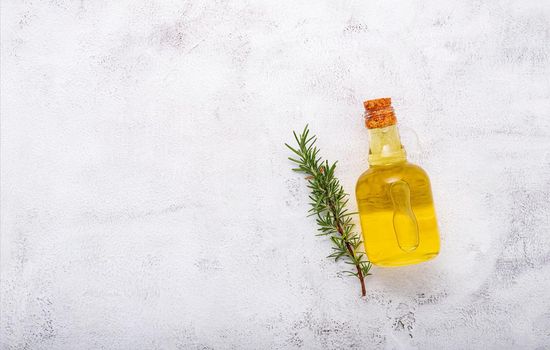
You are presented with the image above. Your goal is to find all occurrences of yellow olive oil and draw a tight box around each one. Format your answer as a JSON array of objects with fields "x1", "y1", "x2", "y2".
[{"x1": 356, "y1": 98, "x2": 440, "y2": 267}]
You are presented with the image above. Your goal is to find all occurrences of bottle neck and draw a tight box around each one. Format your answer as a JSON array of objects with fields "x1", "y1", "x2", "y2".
[{"x1": 368, "y1": 125, "x2": 407, "y2": 166}]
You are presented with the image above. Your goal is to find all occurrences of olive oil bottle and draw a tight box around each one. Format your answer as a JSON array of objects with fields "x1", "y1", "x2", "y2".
[{"x1": 355, "y1": 98, "x2": 440, "y2": 266}]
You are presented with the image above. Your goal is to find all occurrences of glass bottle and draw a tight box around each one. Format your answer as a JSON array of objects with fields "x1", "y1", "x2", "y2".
[{"x1": 355, "y1": 98, "x2": 440, "y2": 266}]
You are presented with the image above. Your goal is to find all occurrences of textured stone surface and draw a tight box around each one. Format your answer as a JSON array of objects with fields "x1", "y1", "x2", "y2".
[{"x1": 1, "y1": 1, "x2": 550, "y2": 349}]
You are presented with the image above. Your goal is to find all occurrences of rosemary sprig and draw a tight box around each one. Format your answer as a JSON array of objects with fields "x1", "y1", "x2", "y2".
[{"x1": 285, "y1": 125, "x2": 373, "y2": 296}]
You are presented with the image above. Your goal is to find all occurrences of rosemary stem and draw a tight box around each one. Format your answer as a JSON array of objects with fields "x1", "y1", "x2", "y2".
[{"x1": 329, "y1": 200, "x2": 366, "y2": 296}]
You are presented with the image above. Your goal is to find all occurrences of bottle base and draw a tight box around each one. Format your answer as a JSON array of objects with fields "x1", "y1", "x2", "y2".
[{"x1": 370, "y1": 252, "x2": 438, "y2": 267}]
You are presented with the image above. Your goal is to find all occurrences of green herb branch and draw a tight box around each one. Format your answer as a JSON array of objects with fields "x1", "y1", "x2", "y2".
[{"x1": 285, "y1": 125, "x2": 373, "y2": 296}]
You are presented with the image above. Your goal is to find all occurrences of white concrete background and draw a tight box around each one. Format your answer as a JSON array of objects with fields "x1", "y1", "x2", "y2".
[{"x1": 1, "y1": 0, "x2": 550, "y2": 349}]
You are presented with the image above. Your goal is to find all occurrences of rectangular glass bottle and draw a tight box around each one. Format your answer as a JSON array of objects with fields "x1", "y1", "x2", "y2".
[{"x1": 355, "y1": 98, "x2": 440, "y2": 267}]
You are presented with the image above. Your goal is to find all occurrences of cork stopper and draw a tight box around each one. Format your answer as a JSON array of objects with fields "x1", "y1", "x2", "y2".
[{"x1": 363, "y1": 97, "x2": 397, "y2": 129}]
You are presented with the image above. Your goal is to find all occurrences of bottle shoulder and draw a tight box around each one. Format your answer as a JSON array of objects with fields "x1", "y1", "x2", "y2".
[{"x1": 356, "y1": 162, "x2": 430, "y2": 187}]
